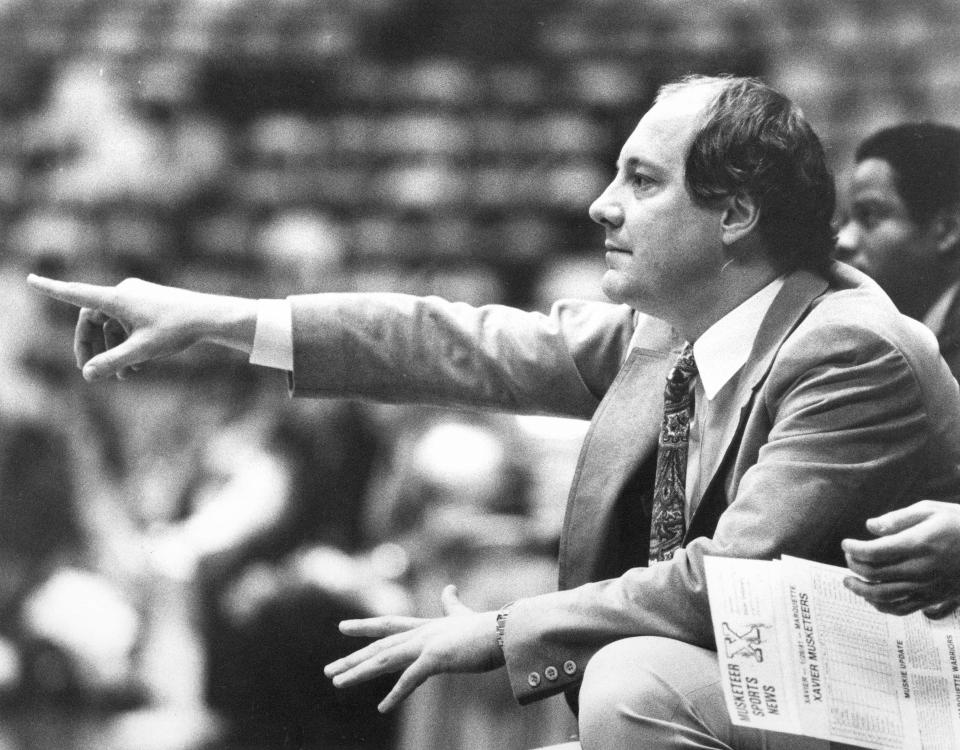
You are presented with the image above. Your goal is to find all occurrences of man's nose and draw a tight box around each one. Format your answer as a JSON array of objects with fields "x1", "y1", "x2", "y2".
[
  {"x1": 588, "y1": 187, "x2": 624, "y2": 228},
  {"x1": 834, "y1": 220, "x2": 859, "y2": 263}
]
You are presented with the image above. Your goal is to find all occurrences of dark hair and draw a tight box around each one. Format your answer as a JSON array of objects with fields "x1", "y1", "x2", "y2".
[
  {"x1": 657, "y1": 75, "x2": 836, "y2": 274},
  {"x1": 855, "y1": 122, "x2": 960, "y2": 227}
]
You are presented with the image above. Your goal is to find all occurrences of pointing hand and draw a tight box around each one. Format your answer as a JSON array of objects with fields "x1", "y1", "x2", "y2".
[{"x1": 27, "y1": 275, "x2": 258, "y2": 381}]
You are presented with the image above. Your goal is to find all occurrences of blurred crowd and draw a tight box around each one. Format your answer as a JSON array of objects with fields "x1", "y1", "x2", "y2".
[
  {"x1": 0, "y1": 266, "x2": 596, "y2": 750},
  {"x1": 0, "y1": 275, "x2": 591, "y2": 749},
  {"x1": 1, "y1": 0, "x2": 960, "y2": 749}
]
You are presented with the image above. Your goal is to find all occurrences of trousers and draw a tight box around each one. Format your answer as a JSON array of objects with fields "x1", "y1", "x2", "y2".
[{"x1": 576, "y1": 636, "x2": 858, "y2": 750}]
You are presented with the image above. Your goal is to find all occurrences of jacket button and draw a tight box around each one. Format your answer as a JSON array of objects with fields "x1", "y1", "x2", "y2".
[
  {"x1": 544, "y1": 665, "x2": 559, "y2": 681},
  {"x1": 527, "y1": 671, "x2": 541, "y2": 687},
  {"x1": 562, "y1": 660, "x2": 577, "y2": 676}
]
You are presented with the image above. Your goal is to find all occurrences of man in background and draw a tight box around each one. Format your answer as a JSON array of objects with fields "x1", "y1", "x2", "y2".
[
  {"x1": 835, "y1": 123, "x2": 960, "y2": 376},
  {"x1": 837, "y1": 123, "x2": 960, "y2": 622}
]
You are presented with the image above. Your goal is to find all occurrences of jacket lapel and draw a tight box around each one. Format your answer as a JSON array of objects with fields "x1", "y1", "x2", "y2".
[
  {"x1": 686, "y1": 269, "x2": 831, "y2": 539},
  {"x1": 558, "y1": 317, "x2": 678, "y2": 588},
  {"x1": 559, "y1": 270, "x2": 834, "y2": 586}
]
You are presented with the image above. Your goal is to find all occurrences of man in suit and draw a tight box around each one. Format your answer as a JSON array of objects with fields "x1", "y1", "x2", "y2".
[
  {"x1": 835, "y1": 124, "x2": 960, "y2": 626},
  {"x1": 28, "y1": 75, "x2": 960, "y2": 749},
  {"x1": 834, "y1": 123, "x2": 960, "y2": 377}
]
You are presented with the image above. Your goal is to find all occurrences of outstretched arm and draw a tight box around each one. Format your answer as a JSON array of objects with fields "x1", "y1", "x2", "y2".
[
  {"x1": 842, "y1": 500, "x2": 960, "y2": 618},
  {"x1": 27, "y1": 275, "x2": 259, "y2": 381}
]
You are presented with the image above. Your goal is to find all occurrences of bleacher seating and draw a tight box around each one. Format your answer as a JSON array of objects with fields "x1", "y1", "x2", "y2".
[{"x1": 0, "y1": 0, "x2": 958, "y2": 311}]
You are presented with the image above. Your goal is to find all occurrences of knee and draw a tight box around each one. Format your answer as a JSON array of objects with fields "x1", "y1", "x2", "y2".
[
  {"x1": 577, "y1": 636, "x2": 723, "y2": 749},
  {"x1": 578, "y1": 638, "x2": 667, "y2": 735},
  {"x1": 580, "y1": 639, "x2": 638, "y2": 716}
]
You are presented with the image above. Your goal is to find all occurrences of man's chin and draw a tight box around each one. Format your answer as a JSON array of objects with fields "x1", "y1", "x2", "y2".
[
  {"x1": 600, "y1": 273, "x2": 631, "y2": 305},
  {"x1": 598, "y1": 276, "x2": 619, "y2": 304}
]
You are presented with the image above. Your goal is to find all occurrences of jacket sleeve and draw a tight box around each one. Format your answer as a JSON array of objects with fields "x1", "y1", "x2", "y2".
[
  {"x1": 502, "y1": 319, "x2": 955, "y2": 703},
  {"x1": 286, "y1": 293, "x2": 637, "y2": 419}
]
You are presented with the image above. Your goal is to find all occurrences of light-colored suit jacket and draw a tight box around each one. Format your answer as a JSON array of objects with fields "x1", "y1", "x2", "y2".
[{"x1": 287, "y1": 262, "x2": 960, "y2": 705}]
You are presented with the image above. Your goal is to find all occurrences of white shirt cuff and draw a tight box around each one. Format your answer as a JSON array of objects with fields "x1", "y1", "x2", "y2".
[{"x1": 249, "y1": 298, "x2": 293, "y2": 371}]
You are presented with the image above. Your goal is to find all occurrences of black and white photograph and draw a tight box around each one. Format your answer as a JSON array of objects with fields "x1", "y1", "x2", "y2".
[{"x1": 3, "y1": 1, "x2": 960, "y2": 749}]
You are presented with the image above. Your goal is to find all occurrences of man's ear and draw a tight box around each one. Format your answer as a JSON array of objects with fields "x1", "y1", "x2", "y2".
[
  {"x1": 933, "y1": 206, "x2": 960, "y2": 259},
  {"x1": 720, "y1": 192, "x2": 761, "y2": 246}
]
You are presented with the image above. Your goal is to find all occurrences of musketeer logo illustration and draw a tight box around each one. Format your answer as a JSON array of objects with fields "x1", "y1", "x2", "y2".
[{"x1": 722, "y1": 622, "x2": 767, "y2": 662}]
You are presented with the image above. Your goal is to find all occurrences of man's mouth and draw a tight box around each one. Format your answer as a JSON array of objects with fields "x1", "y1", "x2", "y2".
[{"x1": 604, "y1": 241, "x2": 631, "y2": 254}]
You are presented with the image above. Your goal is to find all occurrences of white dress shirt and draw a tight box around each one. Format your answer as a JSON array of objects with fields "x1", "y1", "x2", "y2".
[
  {"x1": 922, "y1": 280, "x2": 960, "y2": 338},
  {"x1": 685, "y1": 276, "x2": 785, "y2": 518},
  {"x1": 249, "y1": 298, "x2": 294, "y2": 372}
]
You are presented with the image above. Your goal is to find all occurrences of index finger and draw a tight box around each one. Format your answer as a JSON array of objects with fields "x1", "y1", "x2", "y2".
[
  {"x1": 841, "y1": 538, "x2": 905, "y2": 567},
  {"x1": 27, "y1": 275, "x2": 115, "y2": 312},
  {"x1": 339, "y1": 615, "x2": 425, "y2": 638},
  {"x1": 865, "y1": 503, "x2": 937, "y2": 536},
  {"x1": 841, "y1": 524, "x2": 931, "y2": 566}
]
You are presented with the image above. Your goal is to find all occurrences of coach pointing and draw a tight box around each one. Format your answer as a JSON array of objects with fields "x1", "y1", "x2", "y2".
[{"x1": 29, "y1": 75, "x2": 960, "y2": 749}]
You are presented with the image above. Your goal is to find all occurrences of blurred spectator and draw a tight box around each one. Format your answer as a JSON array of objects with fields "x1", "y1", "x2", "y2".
[
  {"x1": 23, "y1": 57, "x2": 226, "y2": 210},
  {"x1": 362, "y1": 412, "x2": 576, "y2": 750},
  {"x1": 0, "y1": 262, "x2": 146, "y2": 710},
  {"x1": 176, "y1": 398, "x2": 405, "y2": 750},
  {"x1": 0, "y1": 411, "x2": 88, "y2": 698},
  {"x1": 253, "y1": 208, "x2": 349, "y2": 294}
]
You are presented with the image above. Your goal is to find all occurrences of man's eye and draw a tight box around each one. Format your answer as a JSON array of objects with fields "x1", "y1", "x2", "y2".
[
  {"x1": 631, "y1": 173, "x2": 654, "y2": 189},
  {"x1": 855, "y1": 210, "x2": 879, "y2": 230},
  {"x1": 852, "y1": 202, "x2": 892, "y2": 230}
]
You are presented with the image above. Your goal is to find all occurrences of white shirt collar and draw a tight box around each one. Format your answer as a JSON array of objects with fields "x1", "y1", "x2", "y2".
[
  {"x1": 922, "y1": 280, "x2": 960, "y2": 337},
  {"x1": 692, "y1": 277, "x2": 786, "y2": 400}
]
